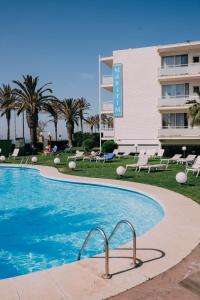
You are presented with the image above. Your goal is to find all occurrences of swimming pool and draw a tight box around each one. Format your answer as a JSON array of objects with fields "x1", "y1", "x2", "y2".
[{"x1": 0, "y1": 167, "x2": 164, "y2": 279}]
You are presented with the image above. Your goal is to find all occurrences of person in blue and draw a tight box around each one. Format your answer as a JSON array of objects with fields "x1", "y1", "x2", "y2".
[{"x1": 52, "y1": 145, "x2": 58, "y2": 154}]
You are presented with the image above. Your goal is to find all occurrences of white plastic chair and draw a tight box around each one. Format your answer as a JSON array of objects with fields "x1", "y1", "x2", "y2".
[
  {"x1": 146, "y1": 149, "x2": 157, "y2": 158},
  {"x1": 185, "y1": 156, "x2": 200, "y2": 177},
  {"x1": 9, "y1": 148, "x2": 20, "y2": 160},
  {"x1": 67, "y1": 151, "x2": 84, "y2": 161},
  {"x1": 178, "y1": 154, "x2": 196, "y2": 165},
  {"x1": 161, "y1": 154, "x2": 182, "y2": 164},
  {"x1": 157, "y1": 149, "x2": 165, "y2": 159},
  {"x1": 126, "y1": 155, "x2": 149, "y2": 171}
]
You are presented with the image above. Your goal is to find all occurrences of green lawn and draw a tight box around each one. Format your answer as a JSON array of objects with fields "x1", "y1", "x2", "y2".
[{"x1": 2, "y1": 153, "x2": 200, "y2": 204}]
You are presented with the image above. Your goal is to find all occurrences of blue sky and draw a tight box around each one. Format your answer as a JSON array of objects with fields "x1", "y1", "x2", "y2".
[{"x1": 1, "y1": 0, "x2": 200, "y2": 139}]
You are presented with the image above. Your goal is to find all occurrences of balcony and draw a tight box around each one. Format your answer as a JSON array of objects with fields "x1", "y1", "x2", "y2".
[
  {"x1": 101, "y1": 101, "x2": 113, "y2": 114},
  {"x1": 158, "y1": 64, "x2": 200, "y2": 81},
  {"x1": 101, "y1": 128, "x2": 114, "y2": 140},
  {"x1": 158, "y1": 95, "x2": 200, "y2": 108},
  {"x1": 158, "y1": 127, "x2": 200, "y2": 139},
  {"x1": 101, "y1": 75, "x2": 113, "y2": 92},
  {"x1": 101, "y1": 56, "x2": 113, "y2": 68}
]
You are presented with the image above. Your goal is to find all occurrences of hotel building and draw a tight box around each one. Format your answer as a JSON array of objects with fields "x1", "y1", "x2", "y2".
[{"x1": 99, "y1": 41, "x2": 200, "y2": 153}]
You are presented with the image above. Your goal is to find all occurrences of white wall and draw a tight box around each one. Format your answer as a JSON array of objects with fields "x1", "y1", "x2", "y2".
[{"x1": 113, "y1": 46, "x2": 161, "y2": 149}]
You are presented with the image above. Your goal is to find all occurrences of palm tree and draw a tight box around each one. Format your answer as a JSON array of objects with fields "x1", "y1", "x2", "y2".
[
  {"x1": 0, "y1": 84, "x2": 15, "y2": 140},
  {"x1": 78, "y1": 97, "x2": 90, "y2": 131},
  {"x1": 101, "y1": 113, "x2": 107, "y2": 128},
  {"x1": 43, "y1": 100, "x2": 60, "y2": 141},
  {"x1": 85, "y1": 116, "x2": 96, "y2": 133},
  {"x1": 189, "y1": 91, "x2": 200, "y2": 127},
  {"x1": 94, "y1": 114, "x2": 100, "y2": 132},
  {"x1": 13, "y1": 75, "x2": 56, "y2": 146},
  {"x1": 189, "y1": 102, "x2": 200, "y2": 126},
  {"x1": 107, "y1": 115, "x2": 114, "y2": 129},
  {"x1": 101, "y1": 114, "x2": 113, "y2": 129},
  {"x1": 57, "y1": 98, "x2": 81, "y2": 146}
]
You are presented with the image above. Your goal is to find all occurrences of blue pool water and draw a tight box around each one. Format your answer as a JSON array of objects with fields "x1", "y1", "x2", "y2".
[{"x1": 0, "y1": 167, "x2": 164, "y2": 279}]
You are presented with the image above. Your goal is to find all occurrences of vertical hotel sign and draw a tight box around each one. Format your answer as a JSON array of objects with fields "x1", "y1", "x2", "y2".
[{"x1": 113, "y1": 63, "x2": 123, "y2": 117}]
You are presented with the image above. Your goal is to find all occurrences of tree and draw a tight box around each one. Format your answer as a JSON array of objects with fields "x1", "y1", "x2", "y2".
[
  {"x1": 36, "y1": 120, "x2": 48, "y2": 137},
  {"x1": 85, "y1": 116, "x2": 96, "y2": 133},
  {"x1": 13, "y1": 75, "x2": 56, "y2": 146},
  {"x1": 78, "y1": 97, "x2": 90, "y2": 131},
  {"x1": 101, "y1": 114, "x2": 113, "y2": 129},
  {"x1": 107, "y1": 115, "x2": 114, "y2": 129},
  {"x1": 57, "y1": 98, "x2": 81, "y2": 146},
  {"x1": 189, "y1": 92, "x2": 200, "y2": 126},
  {"x1": 0, "y1": 84, "x2": 15, "y2": 140},
  {"x1": 43, "y1": 100, "x2": 60, "y2": 141},
  {"x1": 94, "y1": 114, "x2": 100, "y2": 132}
]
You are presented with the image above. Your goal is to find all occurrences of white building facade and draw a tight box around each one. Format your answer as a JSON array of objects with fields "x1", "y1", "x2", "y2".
[{"x1": 100, "y1": 41, "x2": 200, "y2": 153}]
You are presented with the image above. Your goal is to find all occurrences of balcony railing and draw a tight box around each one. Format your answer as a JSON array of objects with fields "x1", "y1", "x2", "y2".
[
  {"x1": 101, "y1": 101, "x2": 113, "y2": 113},
  {"x1": 158, "y1": 95, "x2": 200, "y2": 107},
  {"x1": 102, "y1": 75, "x2": 113, "y2": 85},
  {"x1": 101, "y1": 128, "x2": 114, "y2": 138},
  {"x1": 158, "y1": 127, "x2": 200, "y2": 138},
  {"x1": 158, "y1": 63, "x2": 200, "y2": 77}
]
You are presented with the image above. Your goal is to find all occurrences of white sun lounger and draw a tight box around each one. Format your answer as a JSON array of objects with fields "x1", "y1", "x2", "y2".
[
  {"x1": 67, "y1": 151, "x2": 84, "y2": 161},
  {"x1": 177, "y1": 155, "x2": 196, "y2": 165},
  {"x1": 114, "y1": 149, "x2": 130, "y2": 158},
  {"x1": 126, "y1": 155, "x2": 149, "y2": 171},
  {"x1": 157, "y1": 149, "x2": 165, "y2": 159},
  {"x1": 139, "y1": 161, "x2": 169, "y2": 173},
  {"x1": 185, "y1": 156, "x2": 200, "y2": 177},
  {"x1": 83, "y1": 152, "x2": 97, "y2": 161},
  {"x1": 9, "y1": 148, "x2": 20, "y2": 160},
  {"x1": 146, "y1": 148, "x2": 157, "y2": 158},
  {"x1": 161, "y1": 154, "x2": 182, "y2": 164}
]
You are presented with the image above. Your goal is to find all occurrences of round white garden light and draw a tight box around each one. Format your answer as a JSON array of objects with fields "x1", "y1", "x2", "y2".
[
  {"x1": 31, "y1": 156, "x2": 38, "y2": 163},
  {"x1": 69, "y1": 161, "x2": 76, "y2": 170},
  {"x1": 91, "y1": 151, "x2": 95, "y2": 156},
  {"x1": 116, "y1": 166, "x2": 126, "y2": 177},
  {"x1": 54, "y1": 157, "x2": 60, "y2": 165},
  {"x1": 0, "y1": 155, "x2": 6, "y2": 162},
  {"x1": 176, "y1": 172, "x2": 187, "y2": 184},
  {"x1": 182, "y1": 146, "x2": 187, "y2": 151}
]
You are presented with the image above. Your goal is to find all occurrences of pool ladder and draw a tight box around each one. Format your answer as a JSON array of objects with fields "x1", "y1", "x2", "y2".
[{"x1": 77, "y1": 220, "x2": 136, "y2": 279}]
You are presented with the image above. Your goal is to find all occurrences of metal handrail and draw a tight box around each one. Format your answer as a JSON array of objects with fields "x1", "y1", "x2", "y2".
[
  {"x1": 77, "y1": 227, "x2": 111, "y2": 279},
  {"x1": 107, "y1": 220, "x2": 137, "y2": 266}
]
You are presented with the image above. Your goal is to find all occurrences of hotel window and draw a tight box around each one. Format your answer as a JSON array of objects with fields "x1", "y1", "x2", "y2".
[
  {"x1": 193, "y1": 56, "x2": 199, "y2": 63},
  {"x1": 162, "y1": 83, "x2": 189, "y2": 98},
  {"x1": 161, "y1": 54, "x2": 188, "y2": 67},
  {"x1": 162, "y1": 113, "x2": 188, "y2": 128}
]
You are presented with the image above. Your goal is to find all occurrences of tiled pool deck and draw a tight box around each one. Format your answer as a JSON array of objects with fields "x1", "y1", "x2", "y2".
[{"x1": 0, "y1": 164, "x2": 200, "y2": 300}]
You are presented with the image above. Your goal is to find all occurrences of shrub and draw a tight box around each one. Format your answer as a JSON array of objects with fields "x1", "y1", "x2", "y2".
[
  {"x1": 102, "y1": 140, "x2": 118, "y2": 154},
  {"x1": 73, "y1": 131, "x2": 100, "y2": 147},
  {"x1": 82, "y1": 138, "x2": 95, "y2": 152},
  {"x1": 0, "y1": 140, "x2": 12, "y2": 156}
]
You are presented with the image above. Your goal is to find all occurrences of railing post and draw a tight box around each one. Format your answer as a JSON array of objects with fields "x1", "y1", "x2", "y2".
[
  {"x1": 102, "y1": 237, "x2": 112, "y2": 279},
  {"x1": 77, "y1": 227, "x2": 111, "y2": 279},
  {"x1": 107, "y1": 220, "x2": 137, "y2": 267}
]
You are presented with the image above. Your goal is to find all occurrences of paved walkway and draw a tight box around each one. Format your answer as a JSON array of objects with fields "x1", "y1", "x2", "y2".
[{"x1": 109, "y1": 243, "x2": 200, "y2": 300}]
